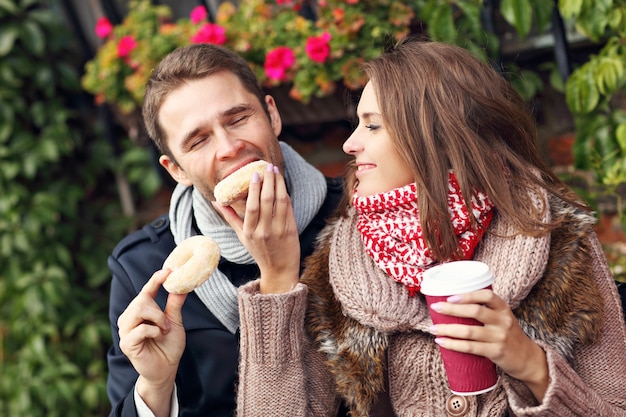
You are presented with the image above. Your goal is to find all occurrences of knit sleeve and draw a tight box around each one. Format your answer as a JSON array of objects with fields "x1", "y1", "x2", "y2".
[
  {"x1": 503, "y1": 342, "x2": 626, "y2": 416},
  {"x1": 236, "y1": 280, "x2": 340, "y2": 417},
  {"x1": 503, "y1": 235, "x2": 626, "y2": 416}
]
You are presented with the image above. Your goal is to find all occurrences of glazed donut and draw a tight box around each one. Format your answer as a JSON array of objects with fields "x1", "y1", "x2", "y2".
[
  {"x1": 214, "y1": 160, "x2": 270, "y2": 206},
  {"x1": 162, "y1": 235, "x2": 221, "y2": 294}
]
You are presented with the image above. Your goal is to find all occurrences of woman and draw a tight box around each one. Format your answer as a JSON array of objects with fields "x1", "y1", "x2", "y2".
[{"x1": 225, "y1": 38, "x2": 626, "y2": 416}]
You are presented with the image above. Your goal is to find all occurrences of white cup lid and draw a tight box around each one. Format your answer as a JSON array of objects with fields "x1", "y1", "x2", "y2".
[{"x1": 421, "y1": 260, "x2": 493, "y2": 296}]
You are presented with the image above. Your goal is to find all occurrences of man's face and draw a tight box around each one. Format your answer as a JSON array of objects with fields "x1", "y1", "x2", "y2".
[{"x1": 158, "y1": 71, "x2": 284, "y2": 214}]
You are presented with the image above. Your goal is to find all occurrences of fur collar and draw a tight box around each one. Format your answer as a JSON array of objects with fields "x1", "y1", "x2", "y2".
[
  {"x1": 512, "y1": 196, "x2": 603, "y2": 361},
  {"x1": 302, "y1": 195, "x2": 604, "y2": 416}
]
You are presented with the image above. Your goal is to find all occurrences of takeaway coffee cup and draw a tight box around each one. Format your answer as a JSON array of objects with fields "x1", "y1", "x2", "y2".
[{"x1": 421, "y1": 260, "x2": 498, "y2": 395}]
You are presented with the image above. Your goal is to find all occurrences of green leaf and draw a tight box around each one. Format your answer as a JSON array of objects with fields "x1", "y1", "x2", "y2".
[
  {"x1": 608, "y1": 7, "x2": 623, "y2": 30},
  {"x1": 31, "y1": 101, "x2": 46, "y2": 128},
  {"x1": 0, "y1": 102, "x2": 14, "y2": 142},
  {"x1": 0, "y1": 161, "x2": 20, "y2": 180},
  {"x1": 22, "y1": 153, "x2": 38, "y2": 178},
  {"x1": 453, "y1": 1, "x2": 483, "y2": 39},
  {"x1": 26, "y1": 8, "x2": 56, "y2": 26},
  {"x1": 572, "y1": 113, "x2": 607, "y2": 169},
  {"x1": 511, "y1": 69, "x2": 543, "y2": 101},
  {"x1": 0, "y1": 24, "x2": 19, "y2": 57},
  {"x1": 20, "y1": 0, "x2": 41, "y2": 9},
  {"x1": 0, "y1": 60, "x2": 21, "y2": 87},
  {"x1": 35, "y1": 66, "x2": 55, "y2": 97},
  {"x1": 559, "y1": 0, "x2": 583, "y2": 19},
  {"x1": 529, "y1": 0, "x2": 554, "y2": 32},
  {"x1": 428, "y1": 4, "x2": 456, "y2": 42},
  {"x1": 500, "y1": 0, "x2": 533, "y2": 39},
  {"x1": 19, "y1": 20, "x2": 45, "y2": 56},
  {"x1": 82, "y1": 383, "x2": 100, "y2": 408},
  {"x1": 565, "y1": 69, "x2": 600, "y2": 114},
  {"x1": 595, "y1": 123, "x2": 615, "y2": 161},
  {"x1": 0, "y1": 0, "x2": 17, "y2": 14},
  {"x1": 615, "y1": 122, "x2": 626, "y2": 153},
  {"x1": 548, "y1": 65, "x2": 565, "y2": 92},
  {"x1": 37, "y1": 137, "x2": 60, "y2": 162},
  {"x1": 55, "y1": 62, "x2": 80, "y2": 91},
  {"x1": 573, "y1": 0, "x2": 611, "y2": 41},
  {"x1": 596, "y1": 57, "x2": 623, "y2": 95}
]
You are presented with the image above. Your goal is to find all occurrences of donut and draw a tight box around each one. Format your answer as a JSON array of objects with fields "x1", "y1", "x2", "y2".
[
  {"x1": 162, "y1": 235, "x2": 221, "y2": 294},
  {"x1": 214, "y1": 160, "x2": 270, "y2": 206}
]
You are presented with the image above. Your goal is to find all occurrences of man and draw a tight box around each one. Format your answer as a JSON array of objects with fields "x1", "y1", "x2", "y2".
[{"x1": 107, "y1": 43, "x2": 343, "y2": 417}]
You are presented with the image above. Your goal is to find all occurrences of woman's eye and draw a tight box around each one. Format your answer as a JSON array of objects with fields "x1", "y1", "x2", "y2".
[{"x1": 365, "y1": 124, "x2": 381, "y2": 131}]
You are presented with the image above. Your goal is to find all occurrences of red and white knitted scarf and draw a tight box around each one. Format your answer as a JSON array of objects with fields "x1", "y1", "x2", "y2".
[{"x1": 352, "y1": 173, "x2": 494, "y2": 296}]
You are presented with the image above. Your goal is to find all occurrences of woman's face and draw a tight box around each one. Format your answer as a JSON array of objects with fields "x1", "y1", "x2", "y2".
[{"x1": 343, "y1": 81, "x2": 413, "y2": 197}]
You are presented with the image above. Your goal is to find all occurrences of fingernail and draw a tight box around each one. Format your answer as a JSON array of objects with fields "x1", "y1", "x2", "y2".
[
  {"x1": 434, "y1": 337, "x2": 445, "y2": 346},
  {"x1": 430, "y1": 302, "x2": 443, "y2": 312},
  {"x1": 447, "y1": 295, "x2": 462, "y2": 303},
  {"x1": 266, "y1": 163, "x2": 273, "y2": 172},
  {"x1": 428, "y1": 325, "x2": 438, "y2": 334},
  {"x1": 273, "y1": 165, "x2": 279, "y2": 174},
  {"x1": 252, "y1": 172, "x2": 260, "y2": 183}
]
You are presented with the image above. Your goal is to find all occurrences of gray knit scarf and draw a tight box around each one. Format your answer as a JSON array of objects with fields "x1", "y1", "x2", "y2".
[{"x1": 169, "y1": 141, "x2": 327, "y2": 333}]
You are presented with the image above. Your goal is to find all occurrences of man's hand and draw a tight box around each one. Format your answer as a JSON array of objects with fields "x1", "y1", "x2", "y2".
[{"x1": 117, "y1": 269, "x2": 187, "y2": 417}]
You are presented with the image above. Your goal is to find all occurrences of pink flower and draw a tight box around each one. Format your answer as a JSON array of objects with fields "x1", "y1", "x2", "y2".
[
  {"x1": 117, "y1": 36, "x2": 137, "y2": 58},
  {"x1": 264, "y1": 46, "x2": 296, "y2": 81},
  {"x1": 305, "y1": 32, "x2": 331, "y2": 63},
  {"x1": 190, "y1": 6, "x2": 208, "y2": 24},
  {"x1": 191, "y1": 23, "x2": 227, "y2": 45},
  {"x1": 95, "y1": 17, "x2": 113, "y2": 39},
  {"x1": 276, "y1": 0, "x2": 293, "y2": 4}
]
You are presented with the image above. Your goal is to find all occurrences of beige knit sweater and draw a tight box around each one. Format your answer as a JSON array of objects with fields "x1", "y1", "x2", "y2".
[{"x1": 236, "y1": 195, "x2": 626, "y2": 416}]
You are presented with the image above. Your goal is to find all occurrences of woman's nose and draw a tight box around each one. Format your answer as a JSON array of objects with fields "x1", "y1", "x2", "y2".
[{"x1": 342, "y1": 131, "x2": 361, "y2": 155}]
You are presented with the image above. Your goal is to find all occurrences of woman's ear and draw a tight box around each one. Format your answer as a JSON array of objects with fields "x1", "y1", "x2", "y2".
[
  {"x1": 159, "y1": 155, "x2": 192, "y2": 186},
  {"x1": 265, "y1": 95, "x2": 282, "y2": 137}
]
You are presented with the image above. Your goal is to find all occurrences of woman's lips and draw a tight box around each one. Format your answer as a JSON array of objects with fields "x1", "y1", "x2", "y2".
[{"x1": 355, "y1": 163, "x2": 375, "y2": 176}]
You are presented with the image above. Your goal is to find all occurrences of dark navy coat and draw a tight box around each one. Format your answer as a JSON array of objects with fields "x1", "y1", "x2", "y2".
[{"x1": 107, "y1": 177, "x2": 343, "y2": 417}]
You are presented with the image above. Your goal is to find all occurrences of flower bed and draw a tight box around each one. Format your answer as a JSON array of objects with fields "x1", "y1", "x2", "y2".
[{"x1": 81, "y1": 0, "x2": 415, "y2": 114}]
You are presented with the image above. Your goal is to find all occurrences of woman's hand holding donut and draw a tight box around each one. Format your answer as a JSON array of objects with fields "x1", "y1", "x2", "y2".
[
  {"x1": 214, "y1": 163, "x2": 301, "y2": 294},
  {"x1": 428, "y1": 289, "x2": 550, "y2": 402},
  {"x1": 117, "y1": 269, "x2": 187, "y2": 417}
]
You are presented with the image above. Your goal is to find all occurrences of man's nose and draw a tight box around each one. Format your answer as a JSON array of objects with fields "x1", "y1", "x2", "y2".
[{"x1": 215, "y1": 129, "x2": 244, "y2": 159}]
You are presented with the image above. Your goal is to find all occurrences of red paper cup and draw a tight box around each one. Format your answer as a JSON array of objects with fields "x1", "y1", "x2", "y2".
[{"x1": 421, "y1": 260, "x2": 498, "y2": 396}]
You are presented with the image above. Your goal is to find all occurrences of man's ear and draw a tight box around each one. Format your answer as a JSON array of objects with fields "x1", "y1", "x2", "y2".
[
  {"x1": 265, "y1": 95, "x2": 282, "y2": 137},
  {"x1": 159, "y1": 155, "x2": 192, "y2": 186}
]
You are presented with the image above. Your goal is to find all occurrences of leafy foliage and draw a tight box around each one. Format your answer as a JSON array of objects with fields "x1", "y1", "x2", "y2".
[
  {"x1": 0, "y1": 0, "x2": 129, "y2": 415},
  {"x1": 558, "y1": 0, "x2": 626, "y2": 228}
]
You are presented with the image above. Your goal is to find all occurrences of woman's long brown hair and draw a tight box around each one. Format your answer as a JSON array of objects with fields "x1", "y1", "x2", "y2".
[{"x1": 342, "y1": 37, "x2": 587, "y2": 262}]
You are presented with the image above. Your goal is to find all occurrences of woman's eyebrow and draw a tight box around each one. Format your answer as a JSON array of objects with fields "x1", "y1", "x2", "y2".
[{"x1": 357, "y1": 111, "x2": 381, "y2": 120}]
